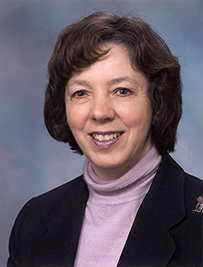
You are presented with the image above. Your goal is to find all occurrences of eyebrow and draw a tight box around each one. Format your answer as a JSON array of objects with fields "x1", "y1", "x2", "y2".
[
  {"x1": 68, "y1": 80, "x2": 90, "y2": 87},
  {"x1": 68, "y1": 76, "x2": 138, "y2": 88},
  {"x1": 107, "y1": 77, "x2": 138, "y2": 86}
]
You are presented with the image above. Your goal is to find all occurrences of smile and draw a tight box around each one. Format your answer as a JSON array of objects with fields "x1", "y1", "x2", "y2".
[
  {"x1": 92, "y1": 132, "x2": 122, "y2": 141},
  {"x1": 90, "y1": 132, "x2": 124, "y2": 148}
]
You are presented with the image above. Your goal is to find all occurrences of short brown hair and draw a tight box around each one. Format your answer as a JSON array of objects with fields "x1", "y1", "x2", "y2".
[{"x1": 44, "y1": 12, "x2": 182, "y2": 155}]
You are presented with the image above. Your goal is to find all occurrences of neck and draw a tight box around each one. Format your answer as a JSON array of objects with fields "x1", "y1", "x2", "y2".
[
  {"x1": 91, "y1": 145, "x2": 153, "y2": 180},
  {"x1": 83, "y1": 146, "x2": 162, "y2": 197}
]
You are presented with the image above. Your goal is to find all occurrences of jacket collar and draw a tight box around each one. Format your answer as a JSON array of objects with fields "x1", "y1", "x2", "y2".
[{"x1": 118, "y1": 153, "x2": 186, "y2": 266}]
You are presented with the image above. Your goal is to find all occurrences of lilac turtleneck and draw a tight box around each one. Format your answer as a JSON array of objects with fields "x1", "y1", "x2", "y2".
[{"x1": 74, "y1": 147, "x2": 162, "y2": 267}]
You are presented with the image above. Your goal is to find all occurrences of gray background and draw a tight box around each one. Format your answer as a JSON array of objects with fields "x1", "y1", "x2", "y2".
[{"x1": 0, "y1": 0, "x2": 202, "y2": 265}]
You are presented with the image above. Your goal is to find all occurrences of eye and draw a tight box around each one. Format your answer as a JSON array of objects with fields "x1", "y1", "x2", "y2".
[
  {"x1": 115, "y1": 88, "x2": 132, "y2": 96},
  {"x1": 72, "y1": 90, "x2": 87, "y2": 99}
]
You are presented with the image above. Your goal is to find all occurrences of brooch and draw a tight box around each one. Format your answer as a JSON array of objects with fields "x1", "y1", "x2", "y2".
[{"x1": 193, "y1": 196, "x2": 203, "y2": 213}]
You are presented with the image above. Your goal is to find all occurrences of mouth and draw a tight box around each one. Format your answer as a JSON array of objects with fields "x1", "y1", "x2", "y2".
[
  {"x1": 91, "y1": 132, "x2": 123, "y2": 141},
  {"x1": 90, "y1": 132, "x2": 124, "y2": 148}
]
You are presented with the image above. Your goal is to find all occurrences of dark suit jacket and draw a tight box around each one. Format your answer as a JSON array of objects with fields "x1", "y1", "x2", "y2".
[{"x1": 8, "y1": 154, "x2": 203, "y2": 267}]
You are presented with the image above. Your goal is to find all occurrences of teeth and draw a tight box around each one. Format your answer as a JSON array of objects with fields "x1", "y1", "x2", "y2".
[{"x1": 92, "y1": 133, "x2": 122, "y2": 141}]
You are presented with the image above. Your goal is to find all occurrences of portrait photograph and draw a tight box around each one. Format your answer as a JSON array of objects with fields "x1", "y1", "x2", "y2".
[{"x1": 0, "y1": 0, "x2": 202, "y2": 266}]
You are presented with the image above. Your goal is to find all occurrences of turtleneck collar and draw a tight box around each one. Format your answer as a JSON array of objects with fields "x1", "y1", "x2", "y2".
[{"x1": 83, "y1": 146, "x2": 162, "y2": 204}]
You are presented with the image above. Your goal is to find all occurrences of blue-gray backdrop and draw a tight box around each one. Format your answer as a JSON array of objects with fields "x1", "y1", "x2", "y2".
[{"x1": 0, "y1": 0, "x2": 203, "y2": 265}]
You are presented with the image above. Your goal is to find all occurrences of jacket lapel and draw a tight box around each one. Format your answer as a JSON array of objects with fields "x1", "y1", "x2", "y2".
[
  {"x1": 118, "y1": 154, "x2": 186, "y2": 267},
  {"x1": 33, "y1": 176, "x2": 89, "y2": 266}
]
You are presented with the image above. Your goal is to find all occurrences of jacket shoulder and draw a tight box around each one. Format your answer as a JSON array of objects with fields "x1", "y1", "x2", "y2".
[
  {"x1": 162, "y1": 153, "x2": 202, "y2": 191},
  {"x1": 17, "y1": 174, "x2": 87, "y2": 221},
  {"x1": 8, "y1": 175, "x2": 88, "y2": 265},
  {"x1": 162, "y1": 153, "x2": 203, "y2": 211},
  {"x1": 33, "y1": 174, "x2": 86, "y2": 203},
  {"x1": 184, "y1": 172, "x2": 203, "y2": 190}
]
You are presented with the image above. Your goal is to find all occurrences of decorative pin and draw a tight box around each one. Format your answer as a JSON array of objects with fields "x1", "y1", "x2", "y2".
[{"x1": 193, "y1": 196, "x2": 203, "y2": 213}]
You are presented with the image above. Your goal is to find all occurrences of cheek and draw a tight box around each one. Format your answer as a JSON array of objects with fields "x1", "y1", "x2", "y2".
[
  {"x1": 66, "y1": 107, "x2": 77, "y2": 130},
  {"x1": 121, "y1": 102, "x2": 152, "y2": 129},
  {"x1": 66, "y1": 105, "x2": 86, "y2": 132}
]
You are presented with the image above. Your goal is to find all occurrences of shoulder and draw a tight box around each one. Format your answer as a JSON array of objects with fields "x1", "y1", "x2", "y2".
[
  {"x1": 184, "y1": 172, "x2": 203, "y2": 189},
  {"x1": 160, "y1": 153, "x2": 202, "y2": 187},
  {"x1": 10, "y1": 175, "x2": 88, "y2": 239},
  {"x1": 19, "y1": 174, "x2": 87, "y2": 218},
  {"x1": 156, "y1": 153, "x2": 203, "y2": 213},
  {"x1": 33, "y1": 174, "x2": 87, "y2": 203},
  {"x1": 8, "y1": 175, "x2": 88, "y2": 264},
  {"x1": 163, "y1": 149, "x2": 202, "y2": 189}
]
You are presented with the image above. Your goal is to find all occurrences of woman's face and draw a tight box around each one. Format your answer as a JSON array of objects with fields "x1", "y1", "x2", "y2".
[{"x1": 65, "y1": 44, "x2": 153, "y2": 180}]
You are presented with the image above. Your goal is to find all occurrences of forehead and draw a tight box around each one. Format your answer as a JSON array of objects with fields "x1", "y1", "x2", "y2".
[
  {"x1": 67, "y1": 44, "x2": 148, "y2": 89},
  {"x1": 68, "y1": 44, "x2": 133, "y2": 81},
  {"x1": 69, "y1": 43, "x2": 129, "y2": 70}
]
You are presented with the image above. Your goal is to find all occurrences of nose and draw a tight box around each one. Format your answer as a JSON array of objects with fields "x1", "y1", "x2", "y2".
[{"x1": 90, "y1": 93, "x2": 115, "y2": 122}]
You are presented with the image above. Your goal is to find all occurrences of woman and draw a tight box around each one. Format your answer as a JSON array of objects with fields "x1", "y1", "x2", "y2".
[{"x1": 8, "y1": 12, "x2": 202, "y2": 267}]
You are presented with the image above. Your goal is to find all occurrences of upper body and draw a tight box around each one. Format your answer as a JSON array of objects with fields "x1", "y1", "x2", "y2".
[
  {"x1": 7, "y1": 12, "x2": 203, "y2": 267},
  {"x1": 8, "y1": 153, "x2": 203, "y2": 266}
]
